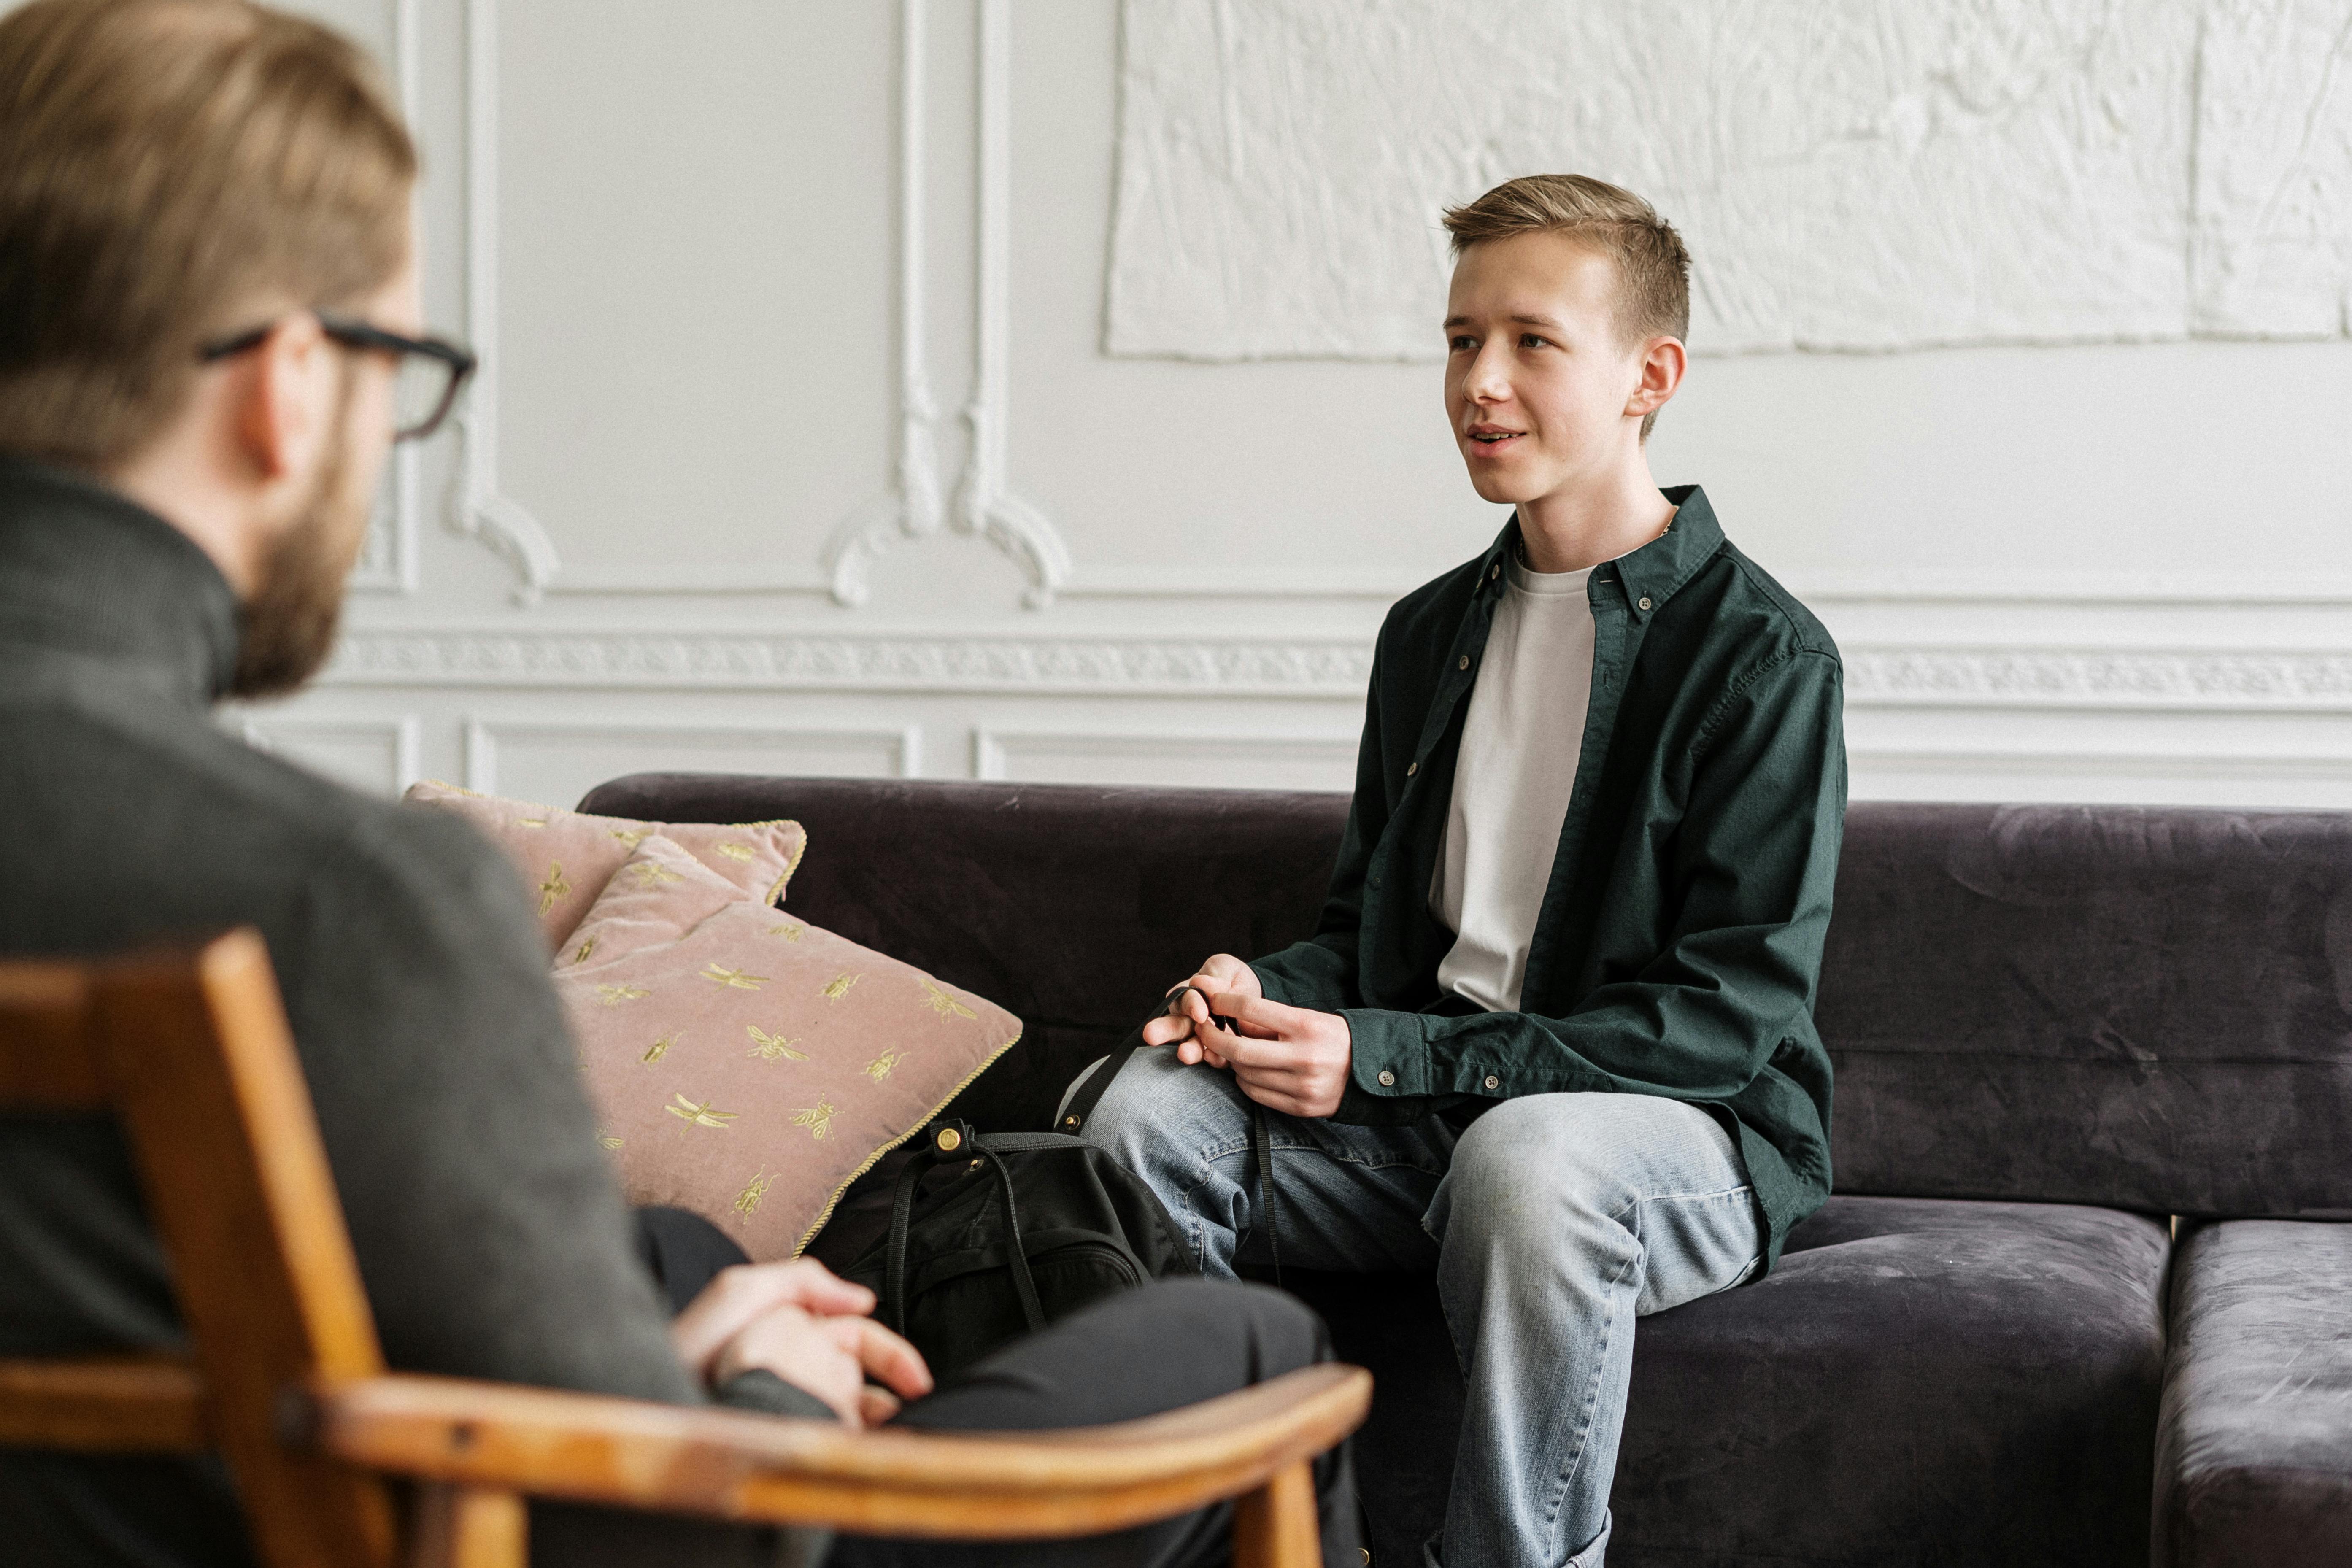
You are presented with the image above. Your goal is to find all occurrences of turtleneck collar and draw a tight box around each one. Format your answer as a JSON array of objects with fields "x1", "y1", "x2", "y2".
[{"x1": 0, "y1": 453, "x2": 241, "y2": 710}]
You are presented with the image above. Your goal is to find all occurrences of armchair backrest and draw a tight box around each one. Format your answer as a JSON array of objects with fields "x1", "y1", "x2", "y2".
[{"x1": 0, "y1": 928, "x2": 398, "y2": 1568}]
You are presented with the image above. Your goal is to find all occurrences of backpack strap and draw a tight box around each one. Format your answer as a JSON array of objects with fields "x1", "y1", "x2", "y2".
[
  {"x1": 886, "y1": 1120, "x2": 1047, "y2": 1338},
  {"x1": 1054, "y1": 982, "x2": 1228, "y2": 1135}
]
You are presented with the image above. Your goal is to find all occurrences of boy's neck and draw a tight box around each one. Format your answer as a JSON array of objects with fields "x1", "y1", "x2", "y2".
[{"x1": 1513, "y1": 451, "x2": 1677, "y2": 575}]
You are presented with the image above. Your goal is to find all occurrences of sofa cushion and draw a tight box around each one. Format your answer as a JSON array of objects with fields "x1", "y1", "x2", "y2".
[
  {"x1": 1818, "y1": 804, "x2": 2352, "y2": 1218},
  {"x1": 2155, "y1": 1219, "x2": 2352, "y2": 1568},
  {"x1": 1285, "y1": 1195, "x2": 2170, "y2": 1568}
]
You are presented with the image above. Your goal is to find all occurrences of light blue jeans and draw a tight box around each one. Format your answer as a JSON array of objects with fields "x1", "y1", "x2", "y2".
[{"x1": 1078, "y1": 1047, "x2": 1762, "y2": 1568}]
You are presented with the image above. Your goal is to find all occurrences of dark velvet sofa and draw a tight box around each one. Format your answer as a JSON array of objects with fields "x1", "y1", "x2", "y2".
[{"x1": 578, "y1": 775, "x2": 2352, "y2": 1568}]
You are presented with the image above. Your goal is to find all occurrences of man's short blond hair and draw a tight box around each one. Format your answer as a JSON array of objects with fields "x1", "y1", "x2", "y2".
[
  {"x1": 1443, "y1": 174, "x2": 1690, "y2": 440},
  {"x1": 0, "y1": 0, "x2": 416, "y2": 469}
]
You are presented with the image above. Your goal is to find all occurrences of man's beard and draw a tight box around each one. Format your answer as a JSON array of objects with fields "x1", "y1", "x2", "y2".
[{"x1": 230, "y1": 400, "x2": 370, "y2": 699}]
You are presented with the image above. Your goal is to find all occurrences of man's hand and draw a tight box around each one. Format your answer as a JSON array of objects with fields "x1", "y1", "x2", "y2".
[
  {"x1": 1192, "y1": 992, "x2": 1353, "y2": 1119},
  {"x1": 670, "y1": 1258, "x2": 933, "y2": 1427},
  {"x1": 1141, "y1": 953, "x2": 1263, "y2": 1066}
]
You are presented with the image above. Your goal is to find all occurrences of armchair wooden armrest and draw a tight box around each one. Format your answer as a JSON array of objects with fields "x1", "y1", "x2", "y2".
[{"x1": 309, "y1": 1361, "x2": 1370, "y2": 1541}]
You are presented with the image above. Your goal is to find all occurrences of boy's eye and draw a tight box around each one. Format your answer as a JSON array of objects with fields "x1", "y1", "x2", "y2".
[
  {"x1": 1448, "y1": 335, "x2": 1476, "y2": 352},
  {"x1": 1520, "y1": 332, "x2": 1550, "y2": 349}
]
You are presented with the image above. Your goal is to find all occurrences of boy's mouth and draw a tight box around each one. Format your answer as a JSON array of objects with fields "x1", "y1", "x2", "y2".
[{"x1": 1468, "y1": 425, "x2": 1525, "y2": 448}]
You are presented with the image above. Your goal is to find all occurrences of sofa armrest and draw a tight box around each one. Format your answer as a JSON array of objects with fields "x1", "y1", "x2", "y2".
[{"x1": 2156, "y1": 1219, "x2": 2352, "y2": 1568}]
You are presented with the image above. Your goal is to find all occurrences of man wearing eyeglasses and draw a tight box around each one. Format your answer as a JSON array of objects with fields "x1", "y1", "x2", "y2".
[{"x1": 0, "y1": 4, "x2": 1356, "y2": 1567}]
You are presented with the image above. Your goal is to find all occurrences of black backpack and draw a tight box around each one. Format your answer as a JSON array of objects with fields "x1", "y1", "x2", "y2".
[{"x1": 843, "y1": 1095, "x2": 1195, "y2": 1380}]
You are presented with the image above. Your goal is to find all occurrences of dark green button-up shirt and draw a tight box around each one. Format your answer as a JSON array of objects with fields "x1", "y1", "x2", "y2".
[{"x1": 1251, "y1": 486, "x2": 1845, "y2": 1269}]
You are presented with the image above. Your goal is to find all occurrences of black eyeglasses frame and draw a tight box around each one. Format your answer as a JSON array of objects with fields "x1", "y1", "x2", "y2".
[{"x1": 197, "y1": 312, "x2": 478, "y2": 442}]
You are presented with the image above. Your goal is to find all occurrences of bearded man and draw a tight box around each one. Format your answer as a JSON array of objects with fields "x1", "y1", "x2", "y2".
[{"x1": 0, "y1": 4, "x2": 1356, "y2": 1567}]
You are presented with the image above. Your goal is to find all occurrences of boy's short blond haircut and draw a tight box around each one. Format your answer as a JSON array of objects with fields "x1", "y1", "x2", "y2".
[
  {"x1": 0, "y1": 0, "x2": 416, "y2": 470},
  {"x1": 1443, "y1": 174, "x2": 1690, "y2": 441}
]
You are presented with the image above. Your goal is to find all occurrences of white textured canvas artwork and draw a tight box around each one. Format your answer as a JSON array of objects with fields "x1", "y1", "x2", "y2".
[{"x1": 1105, "y1": 0, "x2": 2352, "y2": 357}]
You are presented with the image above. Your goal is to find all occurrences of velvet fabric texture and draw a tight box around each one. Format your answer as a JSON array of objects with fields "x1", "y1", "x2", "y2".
[
  {"x1": 554, "y1": 835, "x2": 1021, "y2": 1260},
  {"x1": 404, "y1": 780, "x2": 807, "y2": 950},
  {"x1": 2155, "y1": 1220, "x2": 2352, "y2": 1568},
  {"x1": 1819, "y1": 804, "x2": 2352, "y2": 1218},
  {"x1": 576, "y1": 777, "x2": 2352, "y2": 1568}
]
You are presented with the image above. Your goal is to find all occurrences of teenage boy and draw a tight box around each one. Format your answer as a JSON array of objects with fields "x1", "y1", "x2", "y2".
[
  {"x1": 0, "y1": 4, "x2": 1356, "y2": 1567},
  {"x1": 1080, "y1": 175, "x2": 1846, "y2": 1568}
]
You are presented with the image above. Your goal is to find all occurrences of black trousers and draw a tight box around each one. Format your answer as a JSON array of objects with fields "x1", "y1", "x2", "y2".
[{"x1": 636, "y1": 1208, "x2": 1363, "y2": 1568}]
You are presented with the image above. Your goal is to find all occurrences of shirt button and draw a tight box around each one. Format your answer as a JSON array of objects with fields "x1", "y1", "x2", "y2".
[
  {"x1": 1405, "y1": 761, "x2": 1417, "y2": 776},
  {"x1": 1377, "y1": 1070, "x2": 1396, "y2": 1087},
  {"x1": 1484, "y1": 1074, "x2": 1500, "y2": 1090},
  {"x1": 1639, "y1": 596, "x2": 1653, "y2": 611},
  {"x1": 1458, "y1": 655, "x2": 1471, "y2": 671}
]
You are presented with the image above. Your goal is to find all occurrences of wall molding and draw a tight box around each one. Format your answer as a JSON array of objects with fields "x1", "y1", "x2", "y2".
[
  {"x1": 328, "y1": 628, "x2": 1375, "y2": 695},
  {"x1": 348, "y1": 0, "x2": 424, "y2": 596},
  {"x1": 323, "y1": 628, "x2": 2352, "y2": 712},
  {"x1": 448, "y1": 0, "x2": 563, "y2": 605},
  {"x1": 973, "y1": 726, "x2": 1358, "y2": 783},
  {"x1": 462, "y1": 718, "x2": 922, "y2": 794},
  {"x1": 239, "y1": 715, "x2": 423, "y2": 794},
  {"x1": 1843, "y1": 648, "x2": 2352, "y2": 710},
  {"x1": 823, "y1": 0, "x2": 1071, "y2": 609}
]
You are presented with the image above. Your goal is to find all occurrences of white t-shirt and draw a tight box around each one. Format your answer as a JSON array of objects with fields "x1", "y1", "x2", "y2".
[{"x1": 1430, "y1": 554, "x2": 1598, "y2": 1013}]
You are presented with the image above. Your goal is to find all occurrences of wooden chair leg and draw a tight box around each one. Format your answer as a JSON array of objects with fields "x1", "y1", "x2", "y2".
[
  {"x1": 409, "y1": 1482, "x2": 527, "y2": 1568},
  {"x1": 1232, "y1": 1457, "x2": 1320, "y2": 1568}
]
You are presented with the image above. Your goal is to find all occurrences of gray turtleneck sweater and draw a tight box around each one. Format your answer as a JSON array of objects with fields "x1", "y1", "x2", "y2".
[{"x1": 0, "y1": 456, "x2": 823, "y2": 1567}]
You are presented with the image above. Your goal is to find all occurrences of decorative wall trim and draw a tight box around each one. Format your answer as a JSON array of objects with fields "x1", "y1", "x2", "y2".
[
  {"x1": 1844, "y1": 649, "x2": 2352, "y2": 711},
  {"x1": 240, "y1": 715, "x2": 422, "y2": 794},
  {"x1": 328, "y1": 629, "x2": 1375, "y2": 695},
  {"x1": 348, "y1": 0, "x2": 424, "y2": 596},
  {"x1": 462, "y1": 718, "x2": 922, "y2": 795},
  {"x1": 451, "y1": 0, "x2": 562, "y2": 605},
  {"x1": 327, "y1": 629, "x2": 2352, "y2": 712},
  {"x1": 973, "y1": 726, "x2": 1358, "y2": 783},
  {"x1": 825, "y1": 0, "x2": 1072, "y2": 609}
]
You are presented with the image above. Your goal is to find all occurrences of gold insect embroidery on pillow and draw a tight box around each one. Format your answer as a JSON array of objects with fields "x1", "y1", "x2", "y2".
[
  {"x1": 537, "y1": 864, "x2": 570, "y2": 917},
  {"x1": 821, "y1": 972, "x2": 862, "y2": 1001},
  {"x1": 642, "y1": 1032, "x2": 680, "y2": 1064},
  {"x1": 920, "y1": 977, "x2": 977, "y2": 1020},
  {"x1": 865, "y1": 1049, "x2": 909, "y2": 1081},
  {"x1": 790, "y1": 1102, "x2": 836, "y2": 1140},
  {"x1": 701, "y1": 964, "x2": 768, "y2": 990},
  {"x1": 666, "y1": 1093, "x2": 737, "y2": 1128},
  {"x1": 734, "y1": 1170, "x2": 775, "y2": 1215},
  {"x1": 745, "y1": 1025, "x2": 808, "y2": 1062},
  {"x1": 595, "y1": 983, "x2": 650, "y2": 1006}
]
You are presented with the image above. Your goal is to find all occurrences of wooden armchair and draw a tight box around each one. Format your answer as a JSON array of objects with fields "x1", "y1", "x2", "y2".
[{"x1": 0, "y1": 930, "x2": 1368, "y2": 1567}]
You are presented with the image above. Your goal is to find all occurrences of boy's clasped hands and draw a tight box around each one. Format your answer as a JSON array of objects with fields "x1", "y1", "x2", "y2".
[{"x1": 1140, "y1": 953, "x2": 1354, "y2": 1120}]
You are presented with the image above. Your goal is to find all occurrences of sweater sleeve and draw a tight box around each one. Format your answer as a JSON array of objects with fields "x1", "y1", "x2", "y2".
[{"x1": 281, "y1": 807, "x2": 820, "y2": 1568}]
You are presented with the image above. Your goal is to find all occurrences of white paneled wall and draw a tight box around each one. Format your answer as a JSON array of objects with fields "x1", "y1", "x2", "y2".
[{"x1": 157, "y1": 0, "x2": 2352, "y2": 810}]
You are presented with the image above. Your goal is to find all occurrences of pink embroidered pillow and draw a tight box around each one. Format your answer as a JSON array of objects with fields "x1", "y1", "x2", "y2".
[
  {"x1": 402, "y1": 780, "x2": 806, "y2": 951},
  {"x1": 552, "y1": 835, "x2": 1021, "y2": 1261}
]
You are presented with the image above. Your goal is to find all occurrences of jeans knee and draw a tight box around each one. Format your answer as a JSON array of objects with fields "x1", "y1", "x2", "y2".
[
  {"x1": 1439, "y1": 1095, "x2": 1636, "y2": 1244},
  {"x1": 1075, "y1": 1047, "x2": 1239, "y2": 1175}
]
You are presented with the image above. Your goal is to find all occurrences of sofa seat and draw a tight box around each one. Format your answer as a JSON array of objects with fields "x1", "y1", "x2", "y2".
[
  {"x1": 1291, "y1": 1195, "x2": 2170, "y2": 1567},
  {"x1": 1613, "y1": 1195, "x2": 2170, "y2": 1568},
  {"x1": 2155, "y1": 1220, "x2": 2352, "y2": 1568}
]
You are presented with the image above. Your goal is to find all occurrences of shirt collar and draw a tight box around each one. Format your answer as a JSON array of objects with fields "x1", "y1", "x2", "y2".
[
  {"x1": 0, "y1": 453, "x2": 241, "y2": 710},
  {"x1": 1476, "y1": 483, "x2": 1726, "y2": 620}
]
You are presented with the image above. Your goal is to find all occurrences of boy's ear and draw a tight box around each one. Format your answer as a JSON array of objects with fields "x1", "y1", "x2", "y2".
[{"x1": 1627, "y1": 335, "x2": 1687, "y2": 420}]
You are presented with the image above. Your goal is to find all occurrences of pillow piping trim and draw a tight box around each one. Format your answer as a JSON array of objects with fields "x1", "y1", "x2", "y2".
[{"x1": 788, "y1": 1025, "x2": 1025, "y2": 1260}]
